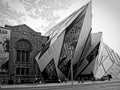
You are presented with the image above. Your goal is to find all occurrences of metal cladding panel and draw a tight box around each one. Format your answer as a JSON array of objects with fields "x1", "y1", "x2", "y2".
[
  {"x1": 74, "y1": 34, "x2": 91, "y2": 77},
  {"x1": 87, "y1": 33, "x2": 102, "y2": 60},
  {"x1": 113, "y1": 53, "x2": 120, "y2": 65},
  {"x1": 102, "y1": 57, "x2": 113, "y2": 72},
  {"x1": 95, "y1": 44, "x2": 111, "y2": 78},
  {"x1": 87, "y1": 33, "x2": 102, "y2": 74},
  {"x1": 93, "y1": 40, "x2": 103, "y2": 76},
  {"x1": 37, "y1": 49, "x2": 51, "y2": 72},
  {"x1": 75, "y1": 59, "x2": 88, "y2": 76},
  {"x1": 108, "y1": 63, "x2": 120, "y2": 78},
  {"x1": 99, "y1": 55, "x2": 108, "y2": 66},
  {"x1": 95, "y1": 42, "x2": 120, "y2": 79},
  {"x1": 51, "y1": 31, "x2": 66, "y2": 79},
  {"x1": 104, "y1": 44, "x2": 115, "y2": 63},
  {"x1": 97, "y1": 43, "x2": 108, "y2": 64},
  {"x1": 36, "y1": 31, "x2": 65, "y2": 76},
  {"x1": 95, "y1": 65, "x2": 105, "y2": 79},
  {"x1": 75, "y1": 32, "x2": 102, "y2": 77},
  {"x1": 91, "y1": 32, "x2": 103, "y2": 64},
  {"x1": 117, "y1": 73, "x2": 120, "y2": 78},
  {"x1": 102, "y1": 46, "x2": 108, "y2": 56},
  {"x1": 82, "y1": 59, "x2": 96, "y2": 74},
  {"x1": 79, "y1": 31, "x2": 91, "y2": 61},
  {"x1": 57, "y1": 4, "x2": 87, "y2": 78},
  {"x1": 79, "y1": 42, "x2": 100, "y2": 75},
  {"x1": 72, "y1": 2, "x2": 92, "y2": 65},
  {"x1": 111, "y1": 50, "x2": 120, "y2": 65}
]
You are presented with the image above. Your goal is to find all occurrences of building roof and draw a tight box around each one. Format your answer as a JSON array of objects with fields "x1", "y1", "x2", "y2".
[
  {"x1": 44, "y1": 4, "x2": 86, "y2": 39},
  {"x1": 5, "y1": 24, "x2": 41, "y2": 35},
  {"x1": 87, "y1": 32, "x2": 102, "y2": 54},
  {"x1": 36, "y1": 3, "x2": 89, "y2": 60}
]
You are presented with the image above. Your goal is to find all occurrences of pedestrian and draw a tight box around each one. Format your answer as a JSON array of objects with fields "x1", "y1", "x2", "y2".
[
  {"x1": 1, "y1": 78, "x2": 5, "y2": 85},
  {"x1": 91, "y1": 71, "x2": 95, "y2": 83}
]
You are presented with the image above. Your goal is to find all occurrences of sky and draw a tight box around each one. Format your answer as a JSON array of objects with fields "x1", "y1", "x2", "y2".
[{"x1": 0, "y1": 0, "x2": 120, "y2": 55}]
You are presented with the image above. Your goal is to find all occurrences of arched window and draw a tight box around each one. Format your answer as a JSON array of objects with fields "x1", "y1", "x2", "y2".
[{"x1": 16, "y1": 39, "x2": 32, "y2": 63}]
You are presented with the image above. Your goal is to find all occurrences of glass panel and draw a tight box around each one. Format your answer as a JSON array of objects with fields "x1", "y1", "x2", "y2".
[
  {"x1": 22, "y1": 51, "x2": 25, "y2": 62},
  {"x1": 26, "y1": 51, "x2": 29, "y2": 62},
  {"x1": 77, "y1": 42, "x2": 100, "y2": 76},
  {"x1": 58, "y1": 13, "x2": 85, "y2": 77},
  {"x1": 21, "y1": 68, "x2": 25, "y2": 75},
  {"x1": 16, "y1": 67, "x2": 20, "y2": 75},
  {"x1": 17, "y1": 50, "x2": 20, "y2": 62},
  {"x1": 86, "y1": 42, "x2": 100, "y2": 63},
  {"x1": 26, "y1": 68, "x2": 29, "y2": 75},
  {"x1": 42, "y1": 59, "x2": 58, "y2": 83}
]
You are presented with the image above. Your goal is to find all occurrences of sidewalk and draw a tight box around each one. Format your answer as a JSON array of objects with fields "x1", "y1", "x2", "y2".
[{"x1": 1, "y1": 79, "x2": 120, "y2": 89}]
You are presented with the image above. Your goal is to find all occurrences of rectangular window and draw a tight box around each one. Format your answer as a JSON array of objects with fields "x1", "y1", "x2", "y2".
[
  {"x1": 17, "y1": 50, "x2": 20, "y2": 62},
  {"x1": 21, "y1": 68, "x2": 25, "y2": 75},
  {"x1": 26, "y1": 68, "x2": 29, "y2": 75},
  {"x1": 16, "y1": 67, "x2": 20, "y2": 75},
  {"x1": 26, "y1": 51, "x2": 29, "y2": 62},
  {"x1": 22, "y1": 51, "x2": 25, "y2": 62}
]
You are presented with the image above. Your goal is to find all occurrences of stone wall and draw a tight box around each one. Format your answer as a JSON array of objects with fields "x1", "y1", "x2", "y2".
[{"x1": 3, "y1": 24, "x2": 48, "y2": 83}]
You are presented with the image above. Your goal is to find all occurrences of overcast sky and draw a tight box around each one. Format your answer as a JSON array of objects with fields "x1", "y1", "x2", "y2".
[{"x1": 0, "y1": 0, "x2": 120, "y2": 55}]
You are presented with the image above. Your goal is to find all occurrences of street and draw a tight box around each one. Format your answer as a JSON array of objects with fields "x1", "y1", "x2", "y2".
[{"x1": 1, "y1": 79, "x2": 120, "y2": 90}]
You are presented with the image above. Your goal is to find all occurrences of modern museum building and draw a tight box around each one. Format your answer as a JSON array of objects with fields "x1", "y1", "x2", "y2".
[
  {"x1": 36, "y1": 2, "x2": 120, "y2": 82},
  {"x1": 0, "y1": 1, "x2": 120, "y2": 84}
]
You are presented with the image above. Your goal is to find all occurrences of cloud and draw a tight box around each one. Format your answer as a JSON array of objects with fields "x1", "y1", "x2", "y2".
[
  {"x1": 20, "y1": 15, "x2": 49, "y2": 33},
  {"x1": 6, "y1": 18, "x2": 19, "y2": 25},
  {"x1": 0, "y1": 12, "x2": 18, "y2": 26},
  {"x1": 0, "y1": 0, "x2": 90, "y2": 34},
  {"x1": 53, "y1": 0, "x2": 90, "y2": 24},
  {"x1": 1, "y1": 0, "x2": 27, "y2": 14}
]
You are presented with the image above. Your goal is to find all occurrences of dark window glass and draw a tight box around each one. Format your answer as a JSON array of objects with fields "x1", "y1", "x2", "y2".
[
  {"x1": 26, "y1": 51, "x2": 29, "y2": 62},
  {"x1": 21, "y1": 68, "x2": 25, "y2": 75},
  {"x1": 26, "y1": 68, "x2": 29, "y2": 75},
  {"x1": 22, "y1": 51, "x2": 25, "y2": 62},
  {"x1": 16, "y1": 39, "x2": 31, "y2": 63},
  {"x1": 57, "y1": 9, "x2": 86, "y2": 78},
  {"x1": 16, "y1": 67, "x2": 20, "y2": 75},
  {"x1": 17, "y1": 50, "x2": 20, "y2": 62},
  {"x1": 42, "y1": 59, "x2": 58, "y2": 82},
  {"x1": 86, "y1": 42, "x2": 100, "y2": 63}
]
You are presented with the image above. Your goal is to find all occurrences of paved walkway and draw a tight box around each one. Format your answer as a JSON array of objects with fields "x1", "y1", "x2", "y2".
[{"x1": 1, "y1": 78, "x2": 120, "y2": 89}]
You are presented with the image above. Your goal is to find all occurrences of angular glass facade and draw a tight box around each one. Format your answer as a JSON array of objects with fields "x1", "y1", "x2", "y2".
[
  {"x1": 36, "y1": 1, "x2": 120, "y2": 82},
  {"x1": 36, "y1": 2, "x2": 92, "y2": 81},
  {"x1": 58, "y1": 8, "x2": 86, "y2": 77},
  {"x1": 42, "y1": 59, "x2": 58, "y2": 83}
]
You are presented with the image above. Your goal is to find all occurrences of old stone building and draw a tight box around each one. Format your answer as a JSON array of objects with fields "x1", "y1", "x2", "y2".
[{"x1": 0, "y1": 24, "x2": 48, "y2": 84}]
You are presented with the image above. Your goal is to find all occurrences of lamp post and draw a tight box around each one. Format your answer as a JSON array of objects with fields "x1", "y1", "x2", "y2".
[
  {"x1": 70, "y1": 45, "x2": 74, "y2": 85},
  {"x1": 71, "y1": 58, "x2": 73, "y2": 85}
]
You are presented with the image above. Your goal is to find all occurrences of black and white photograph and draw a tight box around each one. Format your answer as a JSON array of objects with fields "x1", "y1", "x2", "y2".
[{"x1": 0, "y1": 0, "x2": 120, "y2": 90}]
